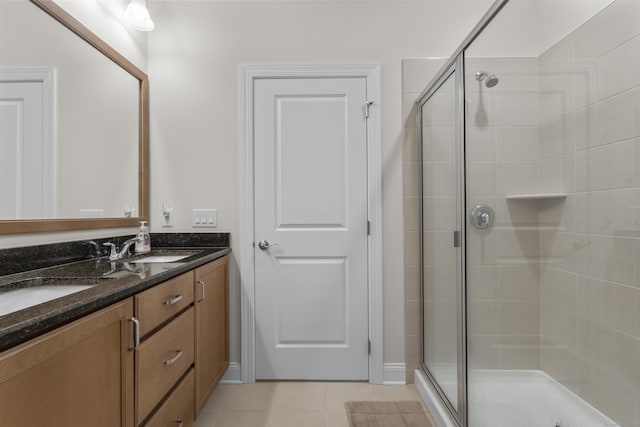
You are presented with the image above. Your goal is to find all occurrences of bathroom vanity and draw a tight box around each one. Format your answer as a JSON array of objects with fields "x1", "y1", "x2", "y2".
[
  {"x1": 0, "y1": 237, "x2": 230, "y2": 427},
  {"x1": 0, "y1": 2, "x2": 232, "y2": 424}
]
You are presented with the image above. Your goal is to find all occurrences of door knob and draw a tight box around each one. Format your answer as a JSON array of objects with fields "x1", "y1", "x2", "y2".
[{"x1": 258, "y1": 240, "x2": 279, "y2": 250}]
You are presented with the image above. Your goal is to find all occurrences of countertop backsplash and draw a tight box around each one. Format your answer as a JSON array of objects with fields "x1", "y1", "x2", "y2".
[{"x1": 0, "y1": 232, "x2": 230, "y2": 277}]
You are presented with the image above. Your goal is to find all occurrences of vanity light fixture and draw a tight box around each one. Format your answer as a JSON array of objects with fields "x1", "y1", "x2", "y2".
[{"x1": 124, "y1": 0, "x2": 154, "y2": 32}]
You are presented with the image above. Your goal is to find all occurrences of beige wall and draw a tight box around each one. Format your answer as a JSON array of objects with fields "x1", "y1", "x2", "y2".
[
  {"x1": 467, "y1": 0, "x2": 613, "y2": 57},
  {"x1": 54, "y1": 0, "x2": 148, "y2": 72},
  {"x1": 146, "y1": 0, "x2": 493, "y2": 370}
]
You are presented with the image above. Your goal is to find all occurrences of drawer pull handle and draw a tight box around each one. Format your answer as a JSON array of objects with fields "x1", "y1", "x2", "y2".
[
  {"x1": 197, "y1": 280, "x2": 206, "y2": 302},
  {"x1": 164, "y1": 294, "x2": 183, "y2": 306},
  {"x1": 164, "y1": 350, "x2": 184, "y2": 366},
  {"x1": 128, "y1": 317, "x2": 140, "y2": 350},
  {"x1": 175, "y1": 419, "x2": 184, "y2": 427}
]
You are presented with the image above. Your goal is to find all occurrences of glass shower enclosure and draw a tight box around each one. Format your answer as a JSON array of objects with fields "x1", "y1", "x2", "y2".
[
  {"x1": 416, "y1": 0, "x2": 640, "y2": 426},
  {"x1": 419, "y1": 58, "x2": 467, "y2": 424}
]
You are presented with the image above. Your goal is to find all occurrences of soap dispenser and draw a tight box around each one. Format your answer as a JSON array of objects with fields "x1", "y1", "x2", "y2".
[{"x1": 135, "y1": 221, "x2": 151, "y2": 253}]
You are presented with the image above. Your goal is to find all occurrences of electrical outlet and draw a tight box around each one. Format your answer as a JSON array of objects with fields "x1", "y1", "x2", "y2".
[{"x1": 192, "y1": 209, "x2": 217, "y2": 228}]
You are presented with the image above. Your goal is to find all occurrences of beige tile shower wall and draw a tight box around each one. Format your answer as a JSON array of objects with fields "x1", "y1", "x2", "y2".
[
  {"x1": 537, "y1": 1, "x2": 640, "y2": 425},
  {"x1": 465, "y1": 57, "x2": 542, "y2": 371},
  {"x1": 402, "y1": 58, "x2": 447, "y2": 384}
]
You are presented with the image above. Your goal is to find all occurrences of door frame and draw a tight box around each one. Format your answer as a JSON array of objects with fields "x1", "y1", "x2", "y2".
[
  {"x1": 240, "y1": 64, "x2": 383, "y2": 384},
  {"x1": 0, "y1": 68, "x2": 56, "y2": 218}
]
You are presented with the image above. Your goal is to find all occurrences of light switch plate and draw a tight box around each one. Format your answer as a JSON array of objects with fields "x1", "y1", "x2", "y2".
[
  {"x1": 162, "y1": 203, "x2": 173, "y2": 227},
  {"x1": 192, "y1": 209, "x2": 217, "y2": 228}
]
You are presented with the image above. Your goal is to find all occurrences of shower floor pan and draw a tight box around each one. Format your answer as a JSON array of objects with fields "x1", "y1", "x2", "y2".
[{"x1": 416, "y1": 368, "x2": 617, "y2": 427}]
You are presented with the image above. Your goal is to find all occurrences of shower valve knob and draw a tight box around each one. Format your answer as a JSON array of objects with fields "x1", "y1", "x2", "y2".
[{"x1": 470, "y1": 204, "x2": 495, "y2": 229}]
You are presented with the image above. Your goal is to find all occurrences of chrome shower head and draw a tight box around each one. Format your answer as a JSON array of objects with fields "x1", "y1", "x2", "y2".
[{"x1": 475, "y1": 71, "x2": 499, "y2": 88}]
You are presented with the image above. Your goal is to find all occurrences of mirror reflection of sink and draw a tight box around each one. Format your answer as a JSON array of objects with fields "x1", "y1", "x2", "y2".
[
  {"x1": 0, "y1": 277, "x2": 112, "y2": 317},
  {"x1": 131, "y1": 255, "x2": 191, "y2": 263}
]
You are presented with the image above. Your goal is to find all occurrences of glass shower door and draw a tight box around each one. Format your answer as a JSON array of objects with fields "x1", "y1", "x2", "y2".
[
  {"x1": 419, "y1": 60, "x2": 466, "y2": 424},
  {"x1": 463, "y1": 1, "x2": 637, "y2": 426}
]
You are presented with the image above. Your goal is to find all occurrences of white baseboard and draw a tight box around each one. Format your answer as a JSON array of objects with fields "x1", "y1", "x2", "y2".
[
  {"x1": 382, "y1": 363, "x2": 406, "y2": 385},
  {"x1": 221, "y1": 362, "x2": 405, "y2": 385},
  {"x1": 220, "y1": 362, "x2": 242, "y2": 384}
]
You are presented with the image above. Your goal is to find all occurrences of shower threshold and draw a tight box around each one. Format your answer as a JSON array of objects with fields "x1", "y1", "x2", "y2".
[{"x1": 415, "y1": 369, "x2": 618, "y2": 427}]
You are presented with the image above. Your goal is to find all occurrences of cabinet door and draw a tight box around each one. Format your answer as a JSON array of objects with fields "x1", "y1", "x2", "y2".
[
  {"x1": 0, "y1": 299, "x2": 135, "y2": 427},
  {"x1": 194, "y1": 255, "x2": 229, "y2": 416}
]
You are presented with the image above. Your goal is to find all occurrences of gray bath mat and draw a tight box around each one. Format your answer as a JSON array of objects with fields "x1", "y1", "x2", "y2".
[{"x1": 345, "y1": 401, "x2": 434, "y2": 427}]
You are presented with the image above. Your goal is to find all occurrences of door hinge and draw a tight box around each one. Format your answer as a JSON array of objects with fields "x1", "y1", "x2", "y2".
[
  {"x1": 368, "y1": 339, "x2": 371, "y2": 355},
  {"x1": 367, "y1": 220, "x2": 371, "y2": 235},
  {"x1": 453, "y1": 230, "x2": 460, "y2": 248},
  {"x1": 364, "y1": 101, "x2": 374, "y2": 119}
]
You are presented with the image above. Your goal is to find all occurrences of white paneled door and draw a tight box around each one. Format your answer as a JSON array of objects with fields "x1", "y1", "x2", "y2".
[
  {"x1": 0, "y1": 74, "x2": 53, "y2": 219},
  {"x1": 254, "y1": 76, "x2": 369, "y2": 380}
]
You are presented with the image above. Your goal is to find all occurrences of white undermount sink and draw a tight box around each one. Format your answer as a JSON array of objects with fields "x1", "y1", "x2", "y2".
[
  {"x1": 0, "y1": 285, "x2": 93, "y2": 317},
  {"x1": 0, "y1": 277, "x2": 114, "y2": 317},
  {"x1": 132, "y1": 255, "x2": 191, "y2": 263}
]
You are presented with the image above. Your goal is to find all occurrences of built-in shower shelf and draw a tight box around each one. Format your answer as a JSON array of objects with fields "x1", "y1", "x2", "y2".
[{"x1": 505, "y1": 193, "x2": 567, "y2": 200}]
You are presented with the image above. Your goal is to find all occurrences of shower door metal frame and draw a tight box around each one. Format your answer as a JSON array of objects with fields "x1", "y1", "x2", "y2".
[
  {"x1": 417, "y1": 53, "x2": 467, "y2": 427},
  {"x1": 415, "y1": 2, "x2": 512, "y2": 426},
  {"x1": 414, "y1": 0, "x2": 509, "y2": 104}
]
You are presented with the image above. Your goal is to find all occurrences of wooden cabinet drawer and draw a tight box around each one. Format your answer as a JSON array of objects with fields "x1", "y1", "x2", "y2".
[
  {"x1": 144, "y1": 369, "x2": 194, "y2": 427},
  {"x1": 135, "y1": 271, "x2": 194, "y2": 338},
  {"x1": 137, "y1": 307, "x2": 194, "y2": 424}
]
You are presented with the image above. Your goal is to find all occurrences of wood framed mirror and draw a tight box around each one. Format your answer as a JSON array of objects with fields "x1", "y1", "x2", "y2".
[{"x1": 0, "y1": 0, "x2": 149, "y2": 234}]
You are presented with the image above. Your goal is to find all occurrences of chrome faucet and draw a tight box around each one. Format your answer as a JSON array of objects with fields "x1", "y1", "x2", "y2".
[
  {"x1": 103, "y1": 236, "x2": 142, "y2": 261},
  {"x1": 85, "y1": 240, "x2": 104, "y2": 258}
]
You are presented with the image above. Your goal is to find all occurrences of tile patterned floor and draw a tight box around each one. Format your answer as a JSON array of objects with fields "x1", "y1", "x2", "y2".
[{"x1": 194, "y1": 382, "x2": 437, "y2": 427}]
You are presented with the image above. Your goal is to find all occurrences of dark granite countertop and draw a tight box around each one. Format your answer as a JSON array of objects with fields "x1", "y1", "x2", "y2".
[{"x1": 0, "y1": 233, "x2": 231, "y2": 353}]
